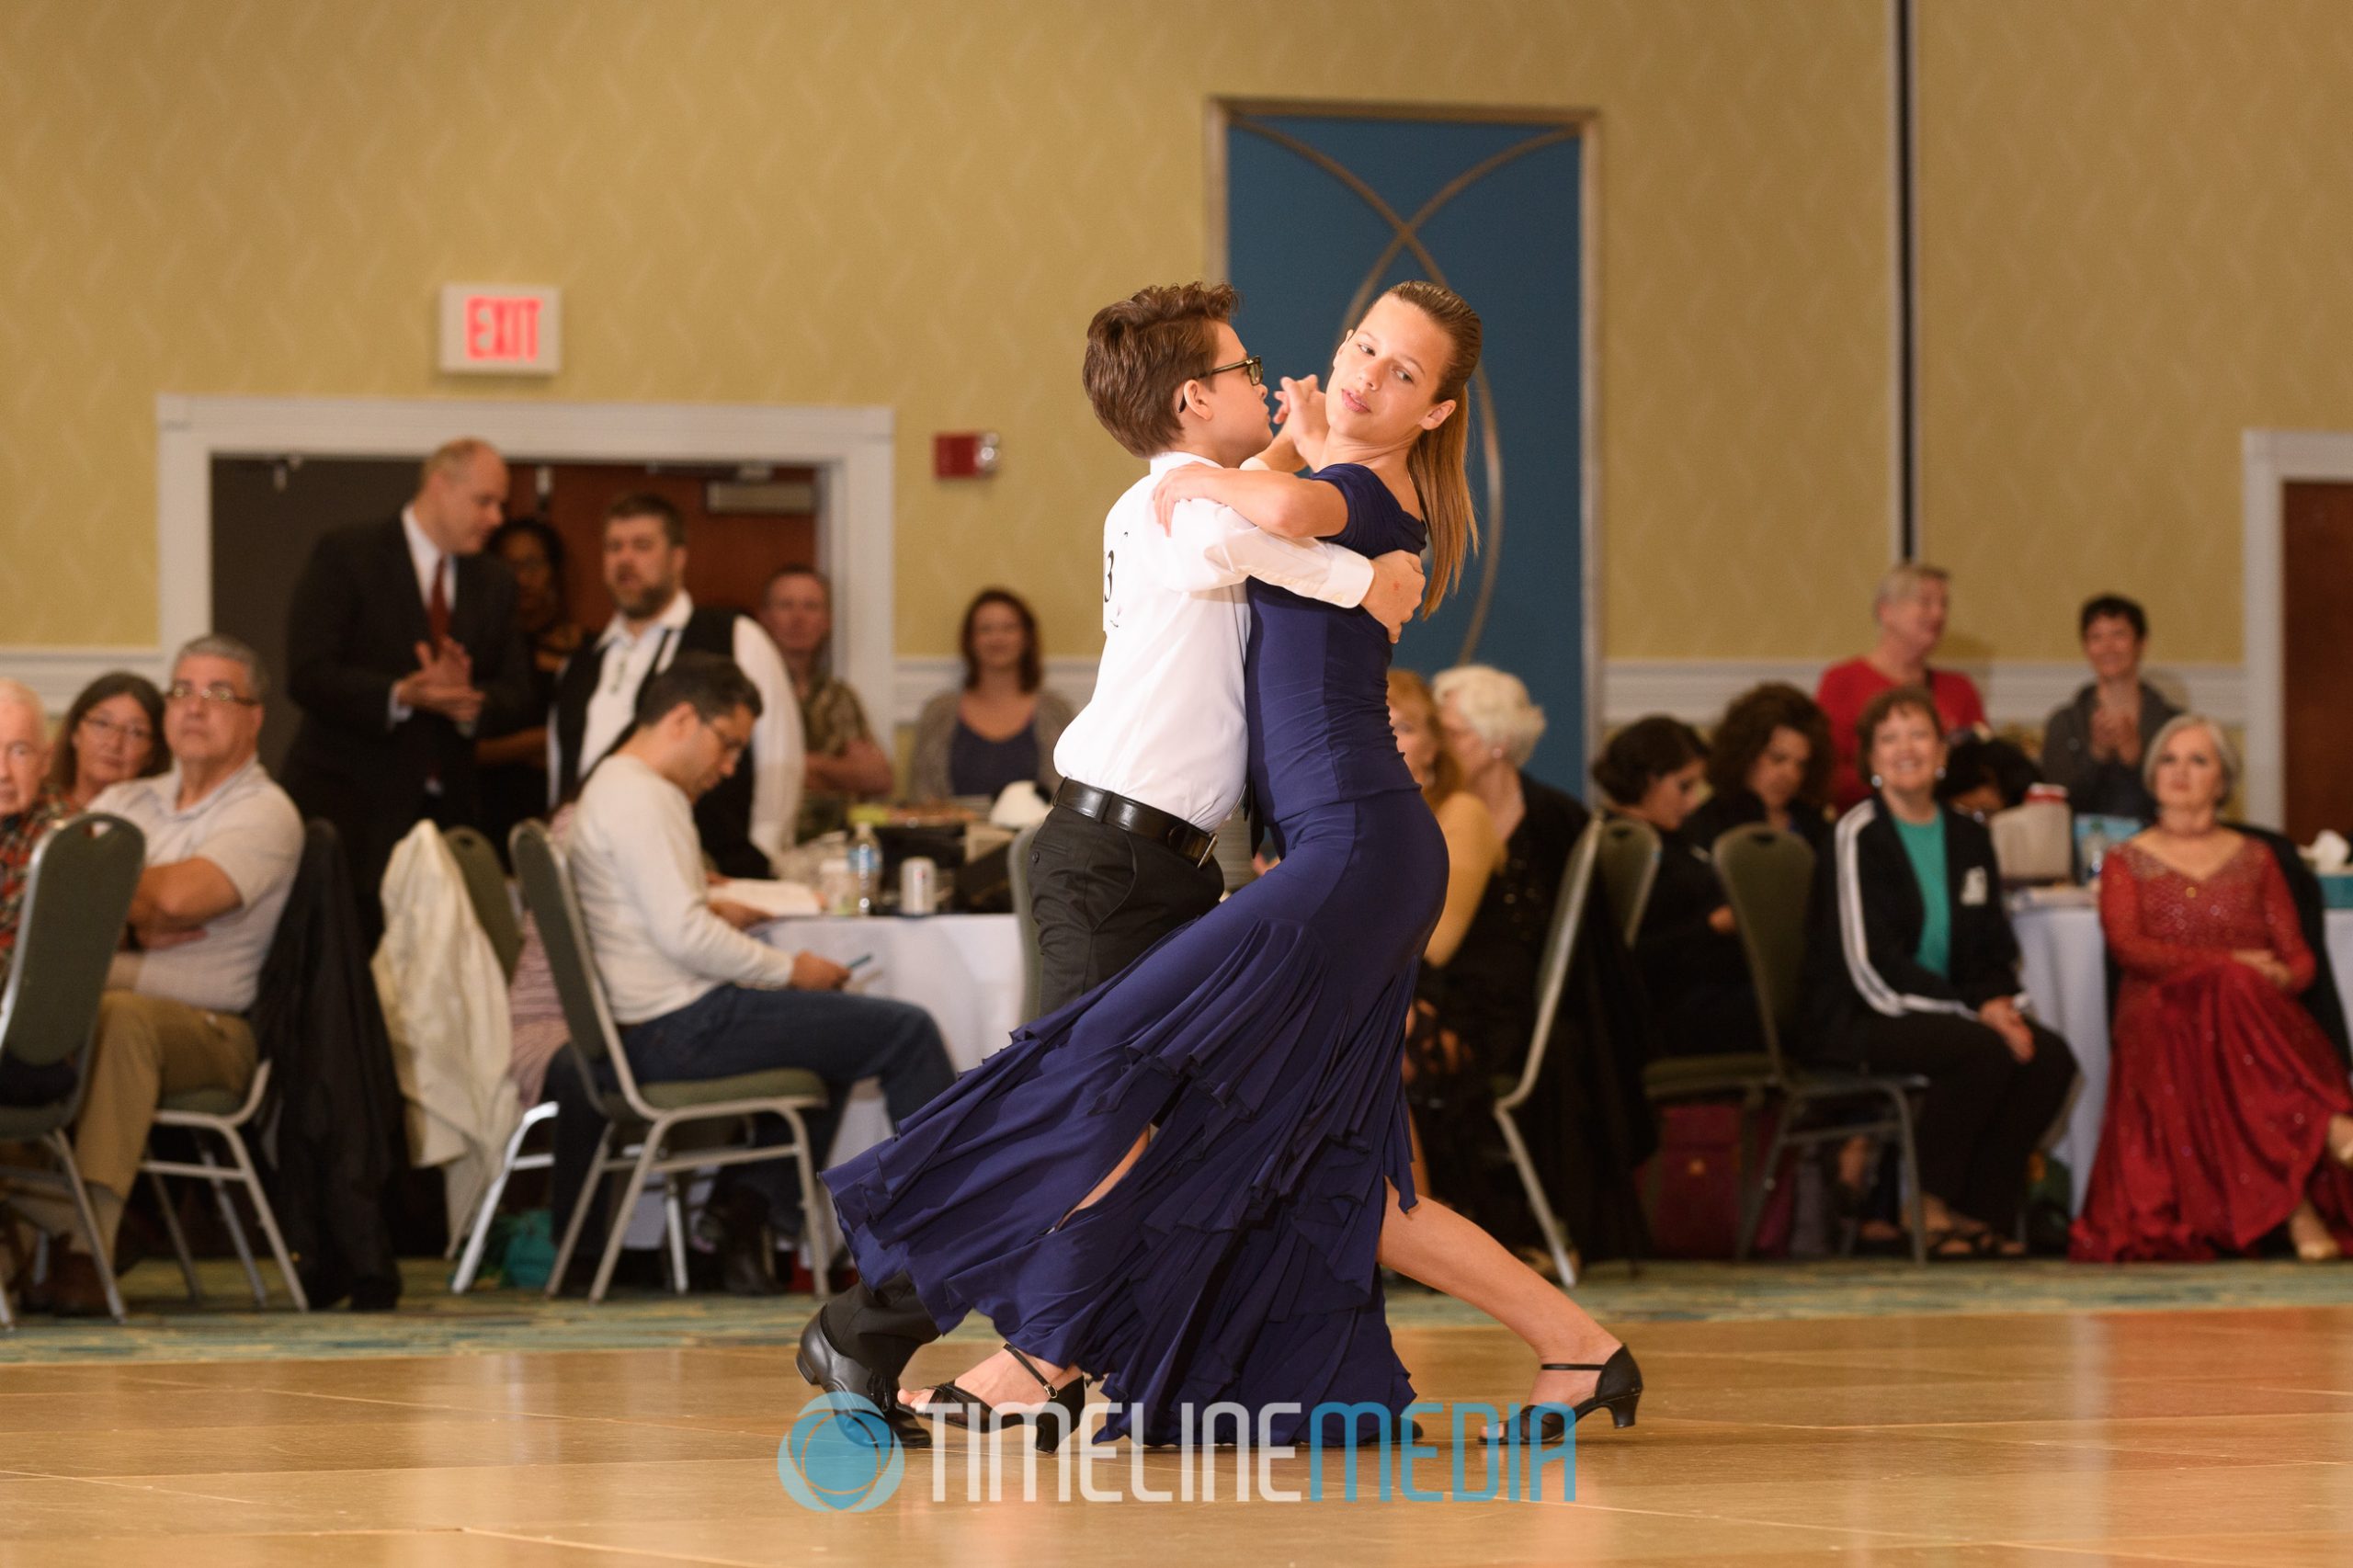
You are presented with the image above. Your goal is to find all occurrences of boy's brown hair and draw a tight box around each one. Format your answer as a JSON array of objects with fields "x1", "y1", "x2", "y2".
[{"x1": 1082, "y1": 282, "x2": 1238, "y2": 459}]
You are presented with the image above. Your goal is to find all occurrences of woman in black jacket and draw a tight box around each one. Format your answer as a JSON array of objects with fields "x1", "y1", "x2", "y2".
[
  {"x1": 1595, "y1": 718, "x2": 1761, "y2": 1059},
  {"x1": 1801, "y1": 687, "x2": 2078, "y2": 1257}
]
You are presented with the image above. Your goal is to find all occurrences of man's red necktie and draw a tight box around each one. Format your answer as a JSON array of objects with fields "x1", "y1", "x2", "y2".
[{"x1": 426, "y1": 555, "x2": 451, "y2": 647}]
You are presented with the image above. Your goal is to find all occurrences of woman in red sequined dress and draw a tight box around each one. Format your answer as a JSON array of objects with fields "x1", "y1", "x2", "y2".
[{"x1": 2072, "y1": 715, "x2": 2353, "y2": 1262}]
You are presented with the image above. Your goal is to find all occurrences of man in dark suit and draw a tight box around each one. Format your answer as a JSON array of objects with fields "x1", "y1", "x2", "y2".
[{"x1": 281, "y1": 437, "x2": 534, "y2": 934}]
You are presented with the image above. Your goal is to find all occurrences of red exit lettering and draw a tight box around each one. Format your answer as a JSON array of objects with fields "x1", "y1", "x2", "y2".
[{"x1": 464, "y1": 296, "x2": 541, "y2": 363}]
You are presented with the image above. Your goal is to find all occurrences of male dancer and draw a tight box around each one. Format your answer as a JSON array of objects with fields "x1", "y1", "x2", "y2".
[{"x1": 799, "y1": 282, "x2": 1425, "y2": 1443}]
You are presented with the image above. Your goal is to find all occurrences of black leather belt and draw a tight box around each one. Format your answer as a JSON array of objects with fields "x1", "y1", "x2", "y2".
[{"x1": 1054, "y1": 780, "x2": 1217, "y2": 868}]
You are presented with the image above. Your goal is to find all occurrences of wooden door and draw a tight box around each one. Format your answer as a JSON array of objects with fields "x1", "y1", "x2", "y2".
[
  {"x1": 211, "y1": 456, "x2": 420, "y2": 774},
  {"x1": 2282, "y1": 481, "x2": 2353, "y2": 843},
  {"x1": 504, "y1": 461, "x2": 820, "y2": 631}
]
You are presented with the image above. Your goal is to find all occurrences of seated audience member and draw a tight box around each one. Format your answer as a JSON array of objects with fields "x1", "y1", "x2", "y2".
[
  {"x1": 0, "y1": 680, "x2": 67, "y2": 994},
  {"x1": 1816, "y1": 563, "x2": 1987, "y2": 811},
  {"x1": 475, "y1": 517, "x2": 584, "y2": 855},
  {"x1": 2072, "y1": 716, "x2": 2353, "y2": 1263},
  {"x1": 1390, "y1": 669, "x2": 1505, "y2": 968},
  {"x1": 909, "y1": 588, "x2": 1074, "y2": 804},
  {"x1": 758, "y1": 565, "x2": 893, "y2": 840},
  {"x1": 1937, "y1": 733, "x2": 2040, "y2": 820},
  {"x1": 1597, "y1": 717, "x2": 1761, "y2": 1059},
  {"x1": 2040, "y1": 594, "x2": 2178, "y2": 823},
  {"x1": 1421, "y1": 666, "x2": 1589, "y2": 1071},
  {"x1": 43, "y1": 637, "x2": 303, "y2": 1313},
  {"x1": 1801, "y1": 686, "x2": 2077, "y2": 1259},
  {"x1": 1686, "y1": 682, "x2": 1834, "y2": 852},
  {"x1": 1432, "y1": 665, "x2": 1658, "y2": 1255},
  {"x1": 565, "y1": 653, "x2": 954, "y2": 1290},
  {"x1": 49, "y1": 672, "x2": 166, "y2": 812},
  {"x1": 551, "y1": 492, "x2": 802, "y2": 878}
]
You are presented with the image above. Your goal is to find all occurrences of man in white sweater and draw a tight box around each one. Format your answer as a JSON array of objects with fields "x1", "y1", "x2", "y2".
[{"x1": 566, "y1": 652, "x2": 952, "y2": 1284}]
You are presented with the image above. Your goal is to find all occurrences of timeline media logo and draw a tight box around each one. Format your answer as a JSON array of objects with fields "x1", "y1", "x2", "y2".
[
  {"x1": 778, "y1": 1397, "x2": 1575, "y2": 1510},
  {"x1": 777, "y1": 1392, "x2": 904, "y2": 1513}
]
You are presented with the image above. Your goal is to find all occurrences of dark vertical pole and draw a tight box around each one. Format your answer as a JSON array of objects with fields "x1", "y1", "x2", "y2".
[{"x1": 1895, "y1": 0, "x2": 1919, "y2": 561}]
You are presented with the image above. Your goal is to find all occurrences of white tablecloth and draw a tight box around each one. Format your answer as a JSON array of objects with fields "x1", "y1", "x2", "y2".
[
  {"x1": 757, "y1": 912, "x2": 1026, "y2": 1164},
  {"x1": 2013, "y1": 901, "x2": 2353, "y2": 1211}
]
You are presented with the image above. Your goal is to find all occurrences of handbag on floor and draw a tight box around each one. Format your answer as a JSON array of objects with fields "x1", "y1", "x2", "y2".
[{"x1": 1643, "y1": 1101, "x2": 1794, "y2": 1258}]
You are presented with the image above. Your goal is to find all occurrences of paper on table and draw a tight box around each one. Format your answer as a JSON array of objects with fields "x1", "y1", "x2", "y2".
[{"x1": 711, "y1": 878, "x2": 823, "y2": 918}]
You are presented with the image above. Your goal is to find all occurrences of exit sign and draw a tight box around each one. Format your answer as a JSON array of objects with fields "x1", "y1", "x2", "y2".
[{"x1": 439, "y1": 284, "x2": 562, "y2": 375}]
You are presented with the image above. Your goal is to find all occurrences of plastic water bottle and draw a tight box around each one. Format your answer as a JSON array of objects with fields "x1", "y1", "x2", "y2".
[
  {"x1": 848, "y1": 824, "x2": 882, "y2": 917},
  {"x1": 2082, "y1": 825, "x2": 2109, "y2": 885}
]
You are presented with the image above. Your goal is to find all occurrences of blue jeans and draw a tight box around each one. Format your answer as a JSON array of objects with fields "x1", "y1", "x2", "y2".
[{"x1": 620, "y1": 983, "x2": 955, "y2": 1236}]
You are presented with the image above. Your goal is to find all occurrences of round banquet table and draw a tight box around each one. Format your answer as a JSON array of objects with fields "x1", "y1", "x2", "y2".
[
  {"x1": 756, "y1": 912, "x2": 1026, "y2": 1165},
  {"x1": 2010, "y1": 898, "x2": 2353, "y2": 1211}
]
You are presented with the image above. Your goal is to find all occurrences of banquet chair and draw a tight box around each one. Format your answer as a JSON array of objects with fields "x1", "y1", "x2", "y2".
[
  {"x1": 1595, "y1": 816, "x2": 1662, "y2": 947},
  {"x1": 438, "y1": 823, "x2": 540, "y2": 1286},
  {"x1": 0, "y1": 813, "x2": 145, "y2": 1326},
  {"x1": 1490, "y1": 814, "x2": 1606, "y2": 1290},
  {"x1": 141, "y1": 1058, "x2": 310, "y2": 1310},
  {"x1": 444, "y1": 825, "x2": 523, "y2": 982},
  {"x1": 1658, "y1": 826, "x2": 1929, "y2": 1264},
  {"x1": 1007, "y1": 820, "x2": 1044, "y2": 1020},
  {"x1": 445, "y1": 1099, "x2": 557, "y2": 1292},
  {"x1": 510, "y1": 821, "x2": 835, "y2": 1304}
]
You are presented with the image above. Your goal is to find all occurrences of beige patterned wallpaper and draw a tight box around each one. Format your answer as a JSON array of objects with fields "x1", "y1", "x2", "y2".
[
  {"x1": 1916, "y1": 0, "x2": 2353, "y2": 665},
  {"x1": 0, "y1": 0, "x2": 1895, "y2": 667}
]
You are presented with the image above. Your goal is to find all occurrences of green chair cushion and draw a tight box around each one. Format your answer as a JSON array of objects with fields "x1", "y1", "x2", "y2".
[
  {"x1": 640, "y1": 1067, "x2": 827, "y2": 1110},
  {"x1": 158, "y1": 1086, "x2": 245, "y2": 1117},
  {"x1": 1643, "y1": 1052, "x2": 1777, "y2": 1099},
  {"x1": 0, "y1": 1100, "x2": 71, "y2": 1140}
]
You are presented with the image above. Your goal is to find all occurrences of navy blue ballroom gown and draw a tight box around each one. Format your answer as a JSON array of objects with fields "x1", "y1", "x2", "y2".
[{"x1": 826, "y1": 464, "x2": 1446, "y2": 1445}]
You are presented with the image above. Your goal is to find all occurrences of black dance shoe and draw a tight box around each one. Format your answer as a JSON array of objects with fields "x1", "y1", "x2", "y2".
[
  {"x1": 796, "y1": 1311, "x2": 934, "y2": 1449},
  {"x1": 904, "y1": 1345, "x2": 1087, "y2": 1454},
  {"x1": 1488, "y1": 1346, "x2": 1643, "y2": 1444}
]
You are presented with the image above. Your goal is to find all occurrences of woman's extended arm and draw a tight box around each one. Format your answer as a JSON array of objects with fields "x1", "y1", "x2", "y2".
[
  {"x1": 1425, "y1": 793, "x2": 1504, "y2": 968},
  {"x1": 1152, "y1": 464, "x2": 1347, "y2": 541}
]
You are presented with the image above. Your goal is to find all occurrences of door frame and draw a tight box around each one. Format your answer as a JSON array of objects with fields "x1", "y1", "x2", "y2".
[
  {"x1": 2243, "y1": 427, "x2": 2353, "y2": 827},
  {"x1": 1205, "y1": 97, "x2": 1601, "y2": 775},
  {"x1": 6, "y1": 394, "x2": 893, "y2": 722}
]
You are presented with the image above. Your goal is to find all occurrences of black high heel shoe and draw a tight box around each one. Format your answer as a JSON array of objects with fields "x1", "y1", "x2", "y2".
[
  {"x1": 1488, "y1": 1346, "x2": 1643, "y2": 1443},
  {"x1": 905, "y1": 1345, "x2": 1088, "y2": 1453}
]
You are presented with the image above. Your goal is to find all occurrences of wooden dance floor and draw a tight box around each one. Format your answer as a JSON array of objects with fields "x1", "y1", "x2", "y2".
[{"x1": 6, "y1": 1298, "x2": 2353, "y2": 1564}]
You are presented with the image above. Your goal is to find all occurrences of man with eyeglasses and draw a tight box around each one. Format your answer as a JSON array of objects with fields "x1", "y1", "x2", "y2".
[
  {"x1": 563, "y1": 653, "x2": 951, "y2": 1292},
  {"x1": 35, "y1": 636, "x2": 301, "y2": 1314}
]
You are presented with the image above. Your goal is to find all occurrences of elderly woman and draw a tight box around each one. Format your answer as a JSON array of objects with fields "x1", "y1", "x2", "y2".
[
  {"x1": 1686, "y1": 683, "x2": 1834, "y2": 852},
  {"x1": 1596, "y1": 717, "x2": 1761, "y2": 1058},
  {"x1": 1801, "y1": 686, "x2": 2077, "y2": 1258},
  {"x1": 2040, "y1": 594, "x2": 2179, "y2": 824},
  {"x1": 2073, "y1": 716, "x2": 2353, "y2": 1262},
  {"x1": 1415, "y1": 666, "x2": 1585, "y2": 1066},
  {"x1": 1816, "y1": 563, "x2": 1987, "y2": 811},
  {"x1": 909, "y1": 588, "x2": 1074, "y2": 806},
  {"x1": 48, "y1": 671, "x2": 165, "y2": 812}
]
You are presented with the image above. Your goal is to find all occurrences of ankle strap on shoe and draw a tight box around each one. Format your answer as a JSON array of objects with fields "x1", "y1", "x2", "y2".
[{"x1": 1005, "y1": 1345, "x2": 1057, "y2": 1394}]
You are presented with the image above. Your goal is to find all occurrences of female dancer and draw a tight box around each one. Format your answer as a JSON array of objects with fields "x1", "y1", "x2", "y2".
[{"x1": 825, "y1": 280, "x2": 1637, "y2": 1447}]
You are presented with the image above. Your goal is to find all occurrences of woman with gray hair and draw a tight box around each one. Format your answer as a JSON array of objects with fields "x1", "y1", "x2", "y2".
[
  {"x1": 2073, "y1": 714, "x2": 2353, "y2": 1263},
  {"x1": 1816, "y1": 562, "x2": 1987, "y2": 810},
  {"x1": 1415, "y1": 669, "x2": 1589, "y2": 1185}
]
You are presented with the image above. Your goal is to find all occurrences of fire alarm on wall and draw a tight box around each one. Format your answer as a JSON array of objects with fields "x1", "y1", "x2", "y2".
[{"x1": 933, "y1": 432, "x2": 1000, "y2": 479}]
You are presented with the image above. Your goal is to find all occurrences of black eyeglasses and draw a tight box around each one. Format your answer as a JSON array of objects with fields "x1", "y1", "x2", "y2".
[{"x1": 1201, "y1": 355, "x2": 1264, "y2": 388}]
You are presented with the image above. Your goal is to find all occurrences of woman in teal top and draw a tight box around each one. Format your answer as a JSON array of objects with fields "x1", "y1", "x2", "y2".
[{"x1": 1800, "y1": 687, "x2": 2077, "y2": 1258}]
